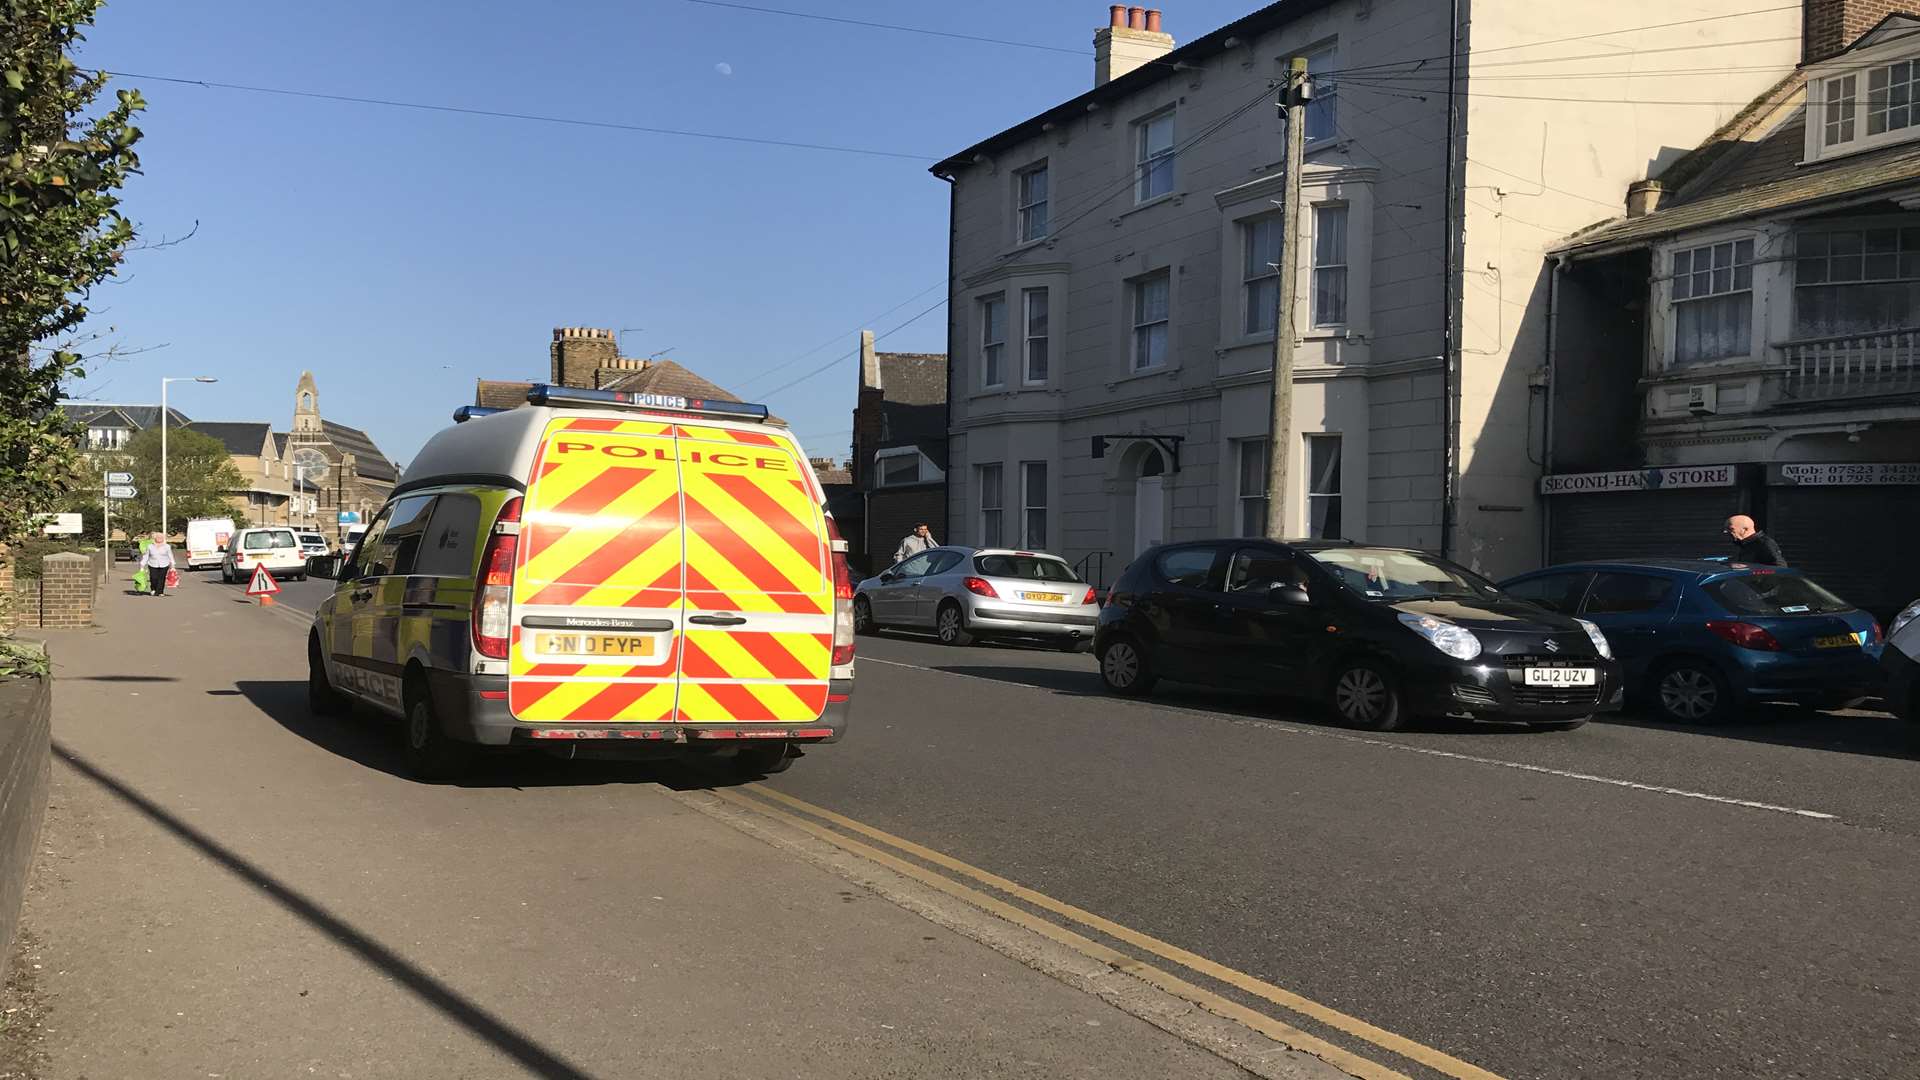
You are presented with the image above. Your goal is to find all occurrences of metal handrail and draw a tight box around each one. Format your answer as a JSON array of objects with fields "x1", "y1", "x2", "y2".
[{"x1": 1073, "y1": 549, "x2": 1115, "y2": 591}]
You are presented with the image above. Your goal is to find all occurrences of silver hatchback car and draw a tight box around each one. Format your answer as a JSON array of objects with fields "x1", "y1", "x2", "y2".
[{"x1": 854, "y1": 546, "x2": 1099, "y2": 651}]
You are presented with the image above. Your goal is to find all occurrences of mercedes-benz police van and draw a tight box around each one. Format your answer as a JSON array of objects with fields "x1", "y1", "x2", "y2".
[{"x1": 306, "y1": 385, "x2": 856, "y2": 780}]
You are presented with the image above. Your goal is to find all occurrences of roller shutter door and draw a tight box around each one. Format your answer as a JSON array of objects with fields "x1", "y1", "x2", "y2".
[
  {"x1": 1768, "y1": 487, "x2": 1920, "y2": 620},
  {"x1": 1548, "y1": 490, "x2": 1746, "y2": 566}
]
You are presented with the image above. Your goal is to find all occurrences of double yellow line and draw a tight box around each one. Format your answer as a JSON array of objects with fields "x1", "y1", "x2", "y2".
[{"x1": 716, "y1": 785, "x2": 1506, "y2": 1080}]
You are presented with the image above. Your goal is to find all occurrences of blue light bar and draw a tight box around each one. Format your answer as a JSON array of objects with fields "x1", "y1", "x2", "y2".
[
  {"x1": 453, "y1": 406, "x2": 504, "y2": 424},
  {"x1": 525, "y1": 383, "x2": 771, "y2": 422}
]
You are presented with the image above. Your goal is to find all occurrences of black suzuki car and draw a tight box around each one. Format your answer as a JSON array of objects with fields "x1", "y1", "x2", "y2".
[{"x1": 1094, "y1": 540, "x2": 1624, "y2": 730}]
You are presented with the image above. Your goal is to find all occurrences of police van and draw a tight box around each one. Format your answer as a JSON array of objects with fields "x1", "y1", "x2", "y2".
[{"x1": 306, "y1": 385, "x2": 856, "y2": 780}]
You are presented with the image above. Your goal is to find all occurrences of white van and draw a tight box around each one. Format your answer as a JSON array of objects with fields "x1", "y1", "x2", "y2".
[
  {"x1": 221, "y1": 526, "x2": 308, "y2": 583},
  {"x1": 185, "y1": 517, "x2": 236, "y2": 571}
]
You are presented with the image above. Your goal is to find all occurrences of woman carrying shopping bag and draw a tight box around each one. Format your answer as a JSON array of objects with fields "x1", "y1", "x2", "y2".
[{"x1": 140, "y1": 532, "x2": 176, "y2": 597}]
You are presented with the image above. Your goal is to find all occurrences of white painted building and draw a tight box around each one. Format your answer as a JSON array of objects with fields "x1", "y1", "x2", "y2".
[{"x1": 931, "y1": 1, "x2": 1801, "y2": 583}]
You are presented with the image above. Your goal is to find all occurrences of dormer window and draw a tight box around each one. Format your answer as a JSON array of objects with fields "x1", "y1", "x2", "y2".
[
  {"x1": 1824, "y1": 74, "x2": 1857, "y2": 146},
  {"x1": 1803, "y1": 19, "x2": 1920, "y2": 163},
  {"x1": 1867, "y1": 61, "x2": 1917, "y2": 136}
]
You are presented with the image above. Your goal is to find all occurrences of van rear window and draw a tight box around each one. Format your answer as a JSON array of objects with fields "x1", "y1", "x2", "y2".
[
  {"x1": 1706, "y1": 573, "x2": 1852, "y2": 616},
  {"x1": 243, "y1": 531, "x2": 296, "y2": 551},
  {"x1": 973, "y1": 555, "x2": 1078, "y2": 582}
]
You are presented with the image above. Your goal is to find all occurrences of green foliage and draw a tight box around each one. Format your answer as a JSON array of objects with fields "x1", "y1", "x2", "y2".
[
  {"x1": 0, "y1": 1, "x2": 145, "y2": 549},
  {"x1": 9, "y1": 534, "x2": 93, "y2": 579},
  {"x1": 0, "y1": 638, "x2": 48, "y2": 680},
  {"x1": 96, "y1": 426, "x2": 246, "y2": 536}
]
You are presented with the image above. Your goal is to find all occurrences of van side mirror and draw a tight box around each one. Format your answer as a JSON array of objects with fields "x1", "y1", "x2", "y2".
[{"x1": 1270, "y1": 584, "x2": 1311, "y2": 606}]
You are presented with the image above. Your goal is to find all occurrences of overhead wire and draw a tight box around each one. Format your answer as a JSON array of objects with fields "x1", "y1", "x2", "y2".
[{"x1": 680, "y1": 0, "x2": 1084, "y2": 55}]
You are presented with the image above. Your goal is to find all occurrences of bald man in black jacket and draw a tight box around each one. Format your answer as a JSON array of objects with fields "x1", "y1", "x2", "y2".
[{"x1": 1726, "y1": 514, "x2": 1787, "y2": 566}]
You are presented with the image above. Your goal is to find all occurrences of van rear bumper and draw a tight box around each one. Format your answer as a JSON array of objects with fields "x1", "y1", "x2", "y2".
[{"x1": 428, "y1": 671, "x2": 853, "y2": 747}]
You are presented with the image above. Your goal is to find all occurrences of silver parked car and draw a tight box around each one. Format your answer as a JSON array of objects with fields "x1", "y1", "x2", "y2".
[{"x1": 854, "y1": 546, "x2": 1099, "y2": 651}]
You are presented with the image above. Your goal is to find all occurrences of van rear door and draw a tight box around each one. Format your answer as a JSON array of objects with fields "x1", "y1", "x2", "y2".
[
  {"x1": 508, "y1": 416, "x2": 687, "y2": 725},
  {"x1": 675, "y1": 423, "x2": 834, "y2": 724}
]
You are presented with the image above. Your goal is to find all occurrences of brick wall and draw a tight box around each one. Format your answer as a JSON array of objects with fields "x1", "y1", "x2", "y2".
[
  {"x1": 13, "y1": 555, "x2": 94, "y2": 630},
  {"x1": 866, "y1": 487, "x2": 948, "y2": 574},
  {"x1": 1805, "y1": 0, "x2": 1901, "y2": 62},
  {"x1": 0, "y1": 550, "x2": 11, "y2": 634},
  {"x1": 0, "y1": 670, "x2": 52, "y2": 968}
]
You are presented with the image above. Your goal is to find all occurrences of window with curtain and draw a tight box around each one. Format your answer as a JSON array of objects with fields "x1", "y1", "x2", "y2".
[
  {"x1": 1794, "y1": 226, "x2": 1920, "y2": 338},
  {"x1": 1132, "y1": 273, "x2": 1170, "y2": 370},
  {"x1": 1017, "y1": 162, "x2": 1049, "y2": 242},
  {"x1": 1312, "y1": 205, "x2": 1349, "y2": 326},
  {"x1": 1135, "y1": 111, "x2": 1175, "y2": 202},
  {"x1": 981, "y1": 294, "x2": 1007, "y2": 387},
  {"x1": 1243, "y1": 216, "x2": 1282, "y2": 335},
  {"x1": 979, "y1": 464, "x2": 1004, "y2": 547},
  {"x1": 1306, "y1": 435, "x2": 1342, "y2": 539},
  {"x1": 1671, "y1": 239, "x2": 1754, "y2": 364},
  {"x1": 1305, "y1": 46, "x2": 1338, "y2": 142},
  {"x1": 1237, "y1": 439, "x2": 1269, "y2": 538},
  {"x1": 1021, "y1": 462, "x2": 1047, "y2": 549},
  {"x1": 1023, "y1": 288, "x2": 1049, "y2": 384}
]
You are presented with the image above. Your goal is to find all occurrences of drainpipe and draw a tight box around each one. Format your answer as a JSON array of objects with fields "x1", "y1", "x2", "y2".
[
  {"x1": 1542, "y1": 254, "x2": 1568, "y2": 568},
  {"x1": 938, "y1": 168, "x2": 958, "y2": 545},
  {"x1": 1438, "y1": 0, "x2": 1463, "y2": 558}
]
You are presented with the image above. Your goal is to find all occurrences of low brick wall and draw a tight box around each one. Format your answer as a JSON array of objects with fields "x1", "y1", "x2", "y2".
[
  {"x1": 9, "y1": 554, "x2": 95, "y2": 630},
  {"x1": 0, "y1": 670, "x2": 51, "y2": 965}
]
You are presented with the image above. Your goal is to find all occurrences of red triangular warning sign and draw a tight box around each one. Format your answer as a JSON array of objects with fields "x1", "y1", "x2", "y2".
[{"x1": 246, "y1": 563, "x2": 281, "y2": 597}]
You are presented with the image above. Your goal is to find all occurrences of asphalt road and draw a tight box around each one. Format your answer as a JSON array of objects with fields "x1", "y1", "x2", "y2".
[
  {"x1": 766, "y1": 628, "x2": 1920, "y2": 1080},
  {"x1": 178, "y1": 568, "x2": 1920, "y2": 1078}
]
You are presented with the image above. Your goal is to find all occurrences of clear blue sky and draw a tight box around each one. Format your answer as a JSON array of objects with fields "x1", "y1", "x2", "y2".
[{"x1": 70, "y1": 1, "x2": 1257, "y2": 465}]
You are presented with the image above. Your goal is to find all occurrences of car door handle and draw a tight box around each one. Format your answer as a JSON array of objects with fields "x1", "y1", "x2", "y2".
[{"x1": 688, "y1": 614, "x2": 748, "y2": 626}]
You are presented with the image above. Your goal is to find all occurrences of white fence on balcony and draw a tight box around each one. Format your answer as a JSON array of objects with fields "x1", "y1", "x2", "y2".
[{"x1": 1779, "y1": 328, "x2": 1920, "y2": 400}]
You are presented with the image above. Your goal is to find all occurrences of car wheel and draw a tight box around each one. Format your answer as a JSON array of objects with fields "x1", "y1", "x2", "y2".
[
  {"x1": 307, "y1": 635, "x2": 348, "y2": 717},
  {"x1": 853, "y1": 596, "x2": 876, "y2": 636},
  {"x1": 1331, "y1": 660, "x2": 1405, "y2": 731},
  {"x1": 935, "y1": 602, "x2": 974, "y2": 647},
  {"x1": 1651, "y1": 661, "x2": 1730, "y2": 724},
  {"x1": 734, "y1": 741, "x2": 795, "y2": 777},
  {"x1": 1527, "y1": 717, "x2": 1590, "y2": 732},
  {"x1": 403, "y1": 682, "x2": 472, "y2": 782},
  {"x1": 1099, "y1": 637, "x2": 1157, "y2": 696}
]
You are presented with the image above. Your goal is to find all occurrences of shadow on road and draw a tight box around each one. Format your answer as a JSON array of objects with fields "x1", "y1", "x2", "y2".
[
  {"x1": 1600, "y1": 705, "x2": 1919, "y2": 761},
  {"x1": 232, "y1": 680, "x2": 756, "y2": 791},
  {"x1": 71, "y1": 675, "x2": 178, "y2": 683},
  {"x1": 51, "y1": 741, "x2": 600, "y2": 1080}
]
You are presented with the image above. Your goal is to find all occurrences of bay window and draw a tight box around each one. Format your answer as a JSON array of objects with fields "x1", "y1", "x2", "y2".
[{"x1": 1670, "y1": 238, "x2": 1754, "y2": 364}]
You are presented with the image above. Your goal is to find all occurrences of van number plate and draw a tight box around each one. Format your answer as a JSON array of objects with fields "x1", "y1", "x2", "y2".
[
  {"x1": 534, "y1": 632, "x2": 654, "y2": 658},
  {"x1": 1022, "y1": 592, "x2": 1067, "y2": 602},
  {"x1": 1524, "y1": 667, "x2": 1595, "y2": 687}
]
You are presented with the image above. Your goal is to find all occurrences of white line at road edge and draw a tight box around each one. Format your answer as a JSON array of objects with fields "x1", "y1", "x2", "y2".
[{"x1": 857, "y1": 656, "x2": 1840, "y2": 822}]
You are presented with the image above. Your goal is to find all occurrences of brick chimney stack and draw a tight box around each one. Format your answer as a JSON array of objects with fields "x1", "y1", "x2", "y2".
[
  {"x1": 550, "y1": 327, "x2": 619, "y2": 387},
  {"x1": 1804, "y1": 0, "x2": 1901, "y2": 63},
  {"x1": 1094, "y1": 6, "x2": 1174, "y2": 86}
]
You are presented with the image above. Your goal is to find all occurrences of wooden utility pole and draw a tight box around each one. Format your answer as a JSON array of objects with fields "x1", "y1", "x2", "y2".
[{"x1": 1264, "y1": 57, "x2": 1309, "y2": 540}]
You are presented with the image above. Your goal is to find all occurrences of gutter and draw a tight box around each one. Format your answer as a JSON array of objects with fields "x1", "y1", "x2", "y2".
[{"x1": 1542, "y1": 254, "x2": 1568, "y2": 568}]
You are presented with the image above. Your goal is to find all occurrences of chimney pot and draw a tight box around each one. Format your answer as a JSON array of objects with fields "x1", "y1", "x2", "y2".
[
  {"x1": 1109, "y1": 4, "x2": 1125, "y2": 27},
  {"x1": 1145, "y1": 9, "x2": 1161, "y2": 32},
  {"x1": 1625, "y1": 179, "x2": 1666, "y2": 218},
  {"x1": 1128, "y1": 6, "x2": 1145, "y2": 30}
]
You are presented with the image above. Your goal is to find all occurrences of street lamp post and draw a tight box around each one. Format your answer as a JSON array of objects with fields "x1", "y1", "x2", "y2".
[{"x1": 160, "y1": 376, "x2": 218, "y2": 539}]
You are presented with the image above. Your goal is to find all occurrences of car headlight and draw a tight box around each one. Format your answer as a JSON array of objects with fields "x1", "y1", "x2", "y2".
[
  {"x1": 1891, "y1": 600, "x2": 1920, "y2": 640},
  {"x1": 1397, "y1": 612, "x2": 1482, "y2": 660},
  {"x1": 1576, "y1": 618, "x2": 1613, "y2": 659}
]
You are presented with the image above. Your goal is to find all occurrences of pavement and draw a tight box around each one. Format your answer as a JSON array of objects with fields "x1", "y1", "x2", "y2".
[
  {"x1": 24, "y1": 568, "x2": 1920, "y2": 1080},
  {"x1": 21, "y1": 575, "x2": 1320, "y2": 1080}
]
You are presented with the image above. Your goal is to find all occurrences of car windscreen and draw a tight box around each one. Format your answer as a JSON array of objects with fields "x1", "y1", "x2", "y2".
[
  {"x1": 1706, "y1": 572, "x2": 1853, "y2": 616},
  {"x1": 242, "y1": 531, "x2": 296, "y2": 551},
  {"x1": 1306, "y1": 547, "x2": 1500, "y2": 602},
  {"x1": 973, "y1": 554, "x2": 1079, "y2": 582}
]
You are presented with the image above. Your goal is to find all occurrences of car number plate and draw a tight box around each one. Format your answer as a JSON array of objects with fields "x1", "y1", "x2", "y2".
[
  {"x1": 533, "y1": 632, "x2": 654, "y2": 658},
  {"x1": 1814, "y1": 634, "x2": 1861, "y2": 649},
  {"x1": 1524, "y1": 667, "x2": 1596, "y2": 687},
  {"x1": 1022, "y1": 591, "x2": 1067, "y2": 602}
]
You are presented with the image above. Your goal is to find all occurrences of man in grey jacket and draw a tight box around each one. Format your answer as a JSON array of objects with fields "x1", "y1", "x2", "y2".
[{"x1": 894, "y1": 523, "x2": 936, "y2": 564}]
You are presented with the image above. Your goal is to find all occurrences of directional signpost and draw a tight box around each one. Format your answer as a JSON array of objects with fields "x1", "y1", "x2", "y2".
[
  {"x1": 107, "y1": 472, "x2": 132, "y2": 485},
  {"x1": 103, "y1": 472, "x2": 138, "y2": 549},
  {"x1": 106, "y1": 485, "x2": 137, "y2": 499},
  {"x1": 246, "y1": 563, "x2": 281, "y2": 607}
]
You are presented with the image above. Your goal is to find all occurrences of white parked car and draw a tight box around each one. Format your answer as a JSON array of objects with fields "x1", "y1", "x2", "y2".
[
  {"x1": 854, "y1": 546, "x2": 1099, "y2": 651},
  {"x1": 221, "y1": 526, "x2": 308, "y2": 583},
  {"x1": 296, "y1": 531, "x2": 329, "y2": 558}
]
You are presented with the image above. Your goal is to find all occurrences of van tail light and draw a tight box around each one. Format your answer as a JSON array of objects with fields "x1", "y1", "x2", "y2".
[
  {"x1": 1082, "y1": 585, "x2": 1098, "y2": 606},
  {"x1": 472, "y1": 497, "x2": 523, "y2": 660},
  {"x1": 827, "y1": 516, "x2": 855, "y2": 667},
  {"x1": 1705, "y1": 620, "x2": 1781, "y2": 651},
  {"x1": 964, "y1": 577, "x2": 999, "y2": 599}
]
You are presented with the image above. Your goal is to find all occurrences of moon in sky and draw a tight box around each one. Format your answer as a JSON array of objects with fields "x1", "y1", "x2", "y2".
[{"x1": 715, "y1": 62, "x2": 733, "y2": 77}]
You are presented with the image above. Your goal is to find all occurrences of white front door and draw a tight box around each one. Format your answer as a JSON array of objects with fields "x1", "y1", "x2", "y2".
[{"x1": 1134, "y1": 476, "x2": 1165, "y2": 553}]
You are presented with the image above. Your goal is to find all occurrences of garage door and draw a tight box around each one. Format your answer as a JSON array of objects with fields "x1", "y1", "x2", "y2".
[
  {"x1": 1548, "y1": 490, "x2": 1746, "y2": 566},
  {"x1": 1769, "y1": 487, "x2": 1920, "y2": 620}
]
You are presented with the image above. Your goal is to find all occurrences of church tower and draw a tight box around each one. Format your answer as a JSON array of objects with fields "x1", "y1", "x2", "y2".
[{"x1": 293, "y1": 371, "x2": 322, "y2": 436}]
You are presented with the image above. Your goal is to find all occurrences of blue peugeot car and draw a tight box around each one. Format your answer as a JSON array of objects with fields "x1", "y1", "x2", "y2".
[{"x1": 1499, "y1": 560, "x2": 1884, "y2": 724}]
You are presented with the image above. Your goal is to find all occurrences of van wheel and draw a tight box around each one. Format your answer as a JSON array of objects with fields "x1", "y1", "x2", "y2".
[
  {"x1": 935, "y1": 602, "x2": 974, "y2": 647},
  {"x1": 403, "y1": 682, "x2": 472, "y2": 782},
  {"x1": 735, "y1": 741, "x2": 795, "y2": 777},
  {"x1": 1331, "y1": 660, "x2": 1405, "y2": 731},
  {"x1": 853, "y1": 596, "x2": 876, "y2": 635},
  {"x1": 1099, "y1": 637, "x2": 1157, "y2": 696},
  {"x1": 307, "y1": 635, "x2": 348, "y2": 717}
]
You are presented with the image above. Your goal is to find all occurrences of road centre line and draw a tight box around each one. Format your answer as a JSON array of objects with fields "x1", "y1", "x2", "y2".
[
  {"x1": 713, "y1": 787, "x2": 1425, "y2": 1080},
  {"x1": 856, "y1": 656, "x2": 1841, "y2": 822},
  {"x1": 742, "y1": 785, "x2": 1508, "y2": 1080}
]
